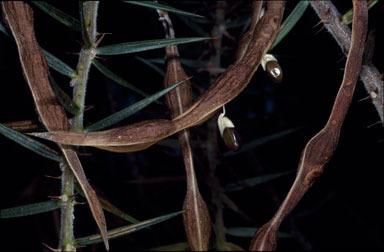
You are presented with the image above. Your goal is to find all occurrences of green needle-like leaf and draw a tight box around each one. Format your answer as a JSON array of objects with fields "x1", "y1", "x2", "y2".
[
  {"x1": 85, "y1": 79, "x2": 188, "y2": 132},
  {"x1": 92, "y1": 59, "x2": 160, "y2": 104},
  {"x1": 136, "y1": 56, "x2": 165, "y2": 76},
  {"x1": 96, "y1": 37, "x2": 210, "y2": 56},
  {"x1": 176, "y1": 15, "x2": 208, "y2": 37},
  {"x1": 0, "y1": 123, "x2": 62, "y2": 162},
  {"x1": 139, "y1": 57, "x2": 206, "y2": 69},
  {"x1": 98, "y1": 197, "x2": 141, "y2": 224},
  {"x1": 49, "y1": 75, "x2": 81, "y2": 116},
  {"x1": 226, "y1": 16, "x2": 249, "y2": 30},
  {"x1": 123, "y1": 1, "x2": 204, "y2": 18},
  {"x1": 74, "y1": 183, "x2": 140, "y2": 224},
  {"x1": 341, "y1": 0, "x2": 378, "y2": 25},
  {"x1": 1, "y1": 21, "x2": 76, "y2": 78},
  {"x1": 79, "y1": 2, "x2": 93, "y2": 48},
  {"x1": 0, "y1": 200, "x2": 60, "y2": 219},
  {"x1": 75, "y1": 211, "x2": 182, "y2": 246},
  {"x1": 224, "y1": 127, "x2": 303, "y2": 157},
  {"x1": 0, "y1": 21, "x2": 10, "y2": 37},
  {"x1": 42, "y1": 50, "x2": 76, "y2": 78},
  {"x1": 226, "y1": 227, "x2": 294, "y2": 238},
  {"x1": 32, "y1": 1, "x2": 81, "y2": 31},
  {"x1": 225, "y1": 170, "x2": 294, "y2": 193},
  {"x1": 270, "y1": 0, "x2": 309, "y2": 50}
]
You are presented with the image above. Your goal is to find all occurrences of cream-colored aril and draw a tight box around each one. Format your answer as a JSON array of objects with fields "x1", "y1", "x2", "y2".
[
  {"x1": 261, "y1": 54, "x2": 283, "y2": 83},
  {"x1": 218, "y1": 108, "x2": 240, "y2": 151}
]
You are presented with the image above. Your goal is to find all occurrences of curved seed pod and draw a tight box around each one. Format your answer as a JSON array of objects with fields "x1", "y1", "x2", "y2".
[
  {"x1": 250, "y1": 0, "x2": 367, "y2": 250},
  {"x1": 261, "y1": 54, "x2": 283, "y2": 83},
  {"x1": 159, "y1": 9, "x2": 211, "y2": 251},
  {"x1": 1, "y1": 2, "x2": 109, "y2": 250},
  {"x1": 29, "y1": 2, "x2": 286, "y2": 153},
  {"x1": 235, "y1": 1, "x2": 264, "y2": 63}
]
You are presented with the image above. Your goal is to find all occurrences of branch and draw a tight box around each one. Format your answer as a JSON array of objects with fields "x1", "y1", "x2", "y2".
[
  {"x1": 310, "y1": 0, "x2": 383, "y2": 125},
  {"x1": 1, "y1": 2, "x2": 108, "y2": 251}
]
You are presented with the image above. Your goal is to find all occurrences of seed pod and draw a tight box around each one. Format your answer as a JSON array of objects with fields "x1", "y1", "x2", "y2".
[
  {"x1": 218, "y1": 111, "x2": 240, "y2": 152},
  {"x1": 261, "y1": 54, "x2": 283, "y2": 83}
]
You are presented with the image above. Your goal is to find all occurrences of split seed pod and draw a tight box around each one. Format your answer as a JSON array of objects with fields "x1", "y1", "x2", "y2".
[
  {"x1": 261, "y1": 54, "x2": 283, "y2": 83},
  {"x1": 217, "y1": 110, "x2": 240, "y2": 152}
]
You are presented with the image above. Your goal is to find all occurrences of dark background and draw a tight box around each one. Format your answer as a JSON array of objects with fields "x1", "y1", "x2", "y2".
[{"x1": 1, "y1": 1, "x2": 383, "y2": 251}]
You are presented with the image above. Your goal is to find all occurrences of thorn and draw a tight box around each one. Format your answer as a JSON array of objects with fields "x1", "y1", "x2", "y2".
[
  {"x1": 97, "y1": 32, "x2": 112, "y2": 36},
  {"x1": 367, "y1": 120, "x2": 382, "y2": 128},
  {"x1": 357, "y1": 95, "x2": 371, "y2": 102},
  {"x1": 75, "y1": 244, "x2": 85, "y2": 249},
  {"x1": 48, "y1": 193, "x2": 77, "y2": 201},
  {"x1": 77, "y1": 152, "x2": 93, "y2": 156},
  {"x1": 44, "y1": 175, "x2": 61, "y2": 180},
  {"x1": 312, "y1": 19, "x2": 324, "y2": 29},
  {"x1": 313, "y1": 8, "x2": 331, "y2": 30},
  {"x1": 185, "y1": 76, "x2": 193, "y2": 82},
  {"x1": 314, "y1": 25, "x2": 326, "y2": 36},
  {"x1": 83, "y1": 104, "x2": 94, "y2": 112},
  {"x1": 223, "y1": 30, "x2": 236, "y2": 42},
  {"x1": 94, "y1": 55, "x2": 106, "y2": 60},
  {"x1": 42, "y1": 242, "x2": 59, "y2": 252},
  {"x1": 48, "y1": 195, "x2": 61, "y2": 200},
  {"x1": 336, "y1": 55, "x2": 347, "y2": 64},
  {"x1": 75, "y1": 40, "x2": 83, "y2": 47},
  {"x1": 75, "y1": 200, "x2": 87, "y2": 206},
  {"x1": 65, "y1": 52, "x2": 80, "y2": 56},
  {"x1": 95, "y1": 32, "x2": 108, "y2": 47}
]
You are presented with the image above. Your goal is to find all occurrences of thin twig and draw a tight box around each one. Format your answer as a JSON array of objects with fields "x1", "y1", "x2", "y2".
[{"x1": 66, "y1": 2, "x2": 108, "y2": 251}]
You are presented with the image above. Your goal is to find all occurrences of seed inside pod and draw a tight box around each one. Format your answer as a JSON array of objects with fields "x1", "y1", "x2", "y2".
[
  {"x1": 223, "y1": 127, "x2": 240, "y2": 152},
  {"x1": 266, "y1": 60, "x2": 283, "y2": 83}
]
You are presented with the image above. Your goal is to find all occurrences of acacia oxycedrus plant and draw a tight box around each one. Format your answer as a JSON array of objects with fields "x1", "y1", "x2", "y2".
[{"x1": 0, "y1": 1, "x2": 383, "y2": 251}]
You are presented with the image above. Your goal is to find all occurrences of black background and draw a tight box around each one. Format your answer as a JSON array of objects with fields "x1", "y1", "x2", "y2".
[{"x1": 1, "y1": 1, "x2": 383, "y2": 251}]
